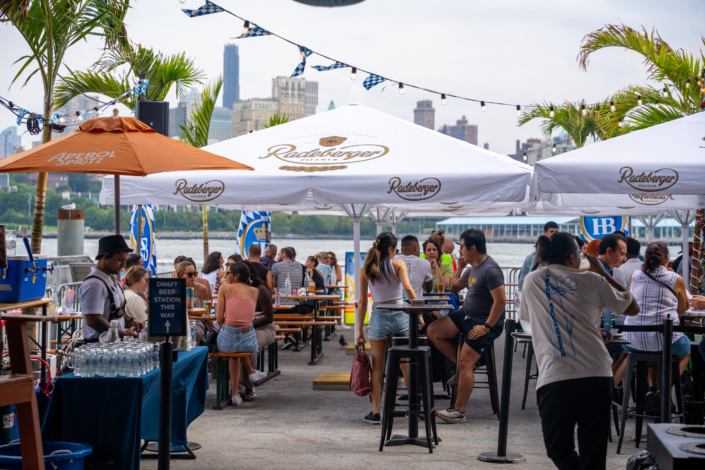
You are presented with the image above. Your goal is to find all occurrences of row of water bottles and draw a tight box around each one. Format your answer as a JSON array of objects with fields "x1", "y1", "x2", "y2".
[{"x1": 67, "y1": 341, "x2": 160, "y2": 377}]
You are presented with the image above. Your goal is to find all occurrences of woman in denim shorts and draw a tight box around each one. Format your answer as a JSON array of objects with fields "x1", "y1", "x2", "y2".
[{"x1": 356, "y1": 232, "x2": 420, "y2": 424}]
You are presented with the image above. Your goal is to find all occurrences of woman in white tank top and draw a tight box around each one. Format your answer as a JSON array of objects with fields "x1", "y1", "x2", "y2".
[
  {"x1": 356, "y1": 232, "x2": 418, "y2": 424},
  {"x1": 202, "y1": 251, "x2": 226, "y2": 295}
]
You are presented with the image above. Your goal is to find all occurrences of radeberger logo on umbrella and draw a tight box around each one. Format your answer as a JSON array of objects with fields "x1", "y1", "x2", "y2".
[
  {"x1": 260, "y1": 135, "x2": 389, "y2": 171},
  {"x1": 387, "y1": 177, "x2": 441, "y2": 201},
  {"x1": 628, "y1": 193, "x2": 675, "y2": 205},
  {"x1": 47, "y1": 150, "x2": 118, "y2": 166},
  {"x1": 617, "y1": 167, "x2": 679, "y2": 192},
  {"x1": 173, "y1": 179, "x2": 225, "y2": 202}
]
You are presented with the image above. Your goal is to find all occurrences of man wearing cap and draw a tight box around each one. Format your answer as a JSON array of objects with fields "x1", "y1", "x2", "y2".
[{"x1": 78, "y1": 235, "x2": 139, "y2": 342}]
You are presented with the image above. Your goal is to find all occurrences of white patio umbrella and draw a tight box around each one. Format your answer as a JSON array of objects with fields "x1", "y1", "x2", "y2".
[{"x1": 101, "y1": 103, "x2": 532, "y2": 331}]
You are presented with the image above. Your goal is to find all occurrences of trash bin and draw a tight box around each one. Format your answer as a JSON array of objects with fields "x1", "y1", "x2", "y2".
[{"x1": 0, "y1": 441, "x2": 92, "y2": 470}]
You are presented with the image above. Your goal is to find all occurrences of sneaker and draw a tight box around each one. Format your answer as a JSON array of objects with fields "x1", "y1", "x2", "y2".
[
  {"x1": 281, "y1": 334, "x2": 296, "y2": 350},
  {"x1": 447, "y1": 375, "x2": 457, "y2": 385},
  {"x1": 436, "y1": 406, "x2": 467, "y2": 424},
  {"x1": 238, "y1": 384, "x2": 246, "y2": 395},
  {"x1": 337, "y1": 323, "x2": 351, "y2": 330},
  {"x1": 231, "y1": 394, "x2": 243, "y2": 406},
  {"x1": 363, "y1": 412, "x2": 381, "y2": 424},
  {"x1": 249, "y1": 370, "x2": 267, "y2": 383},
  {"x1": 645, "y1": 387, "x2": 659, "y2": 411}
]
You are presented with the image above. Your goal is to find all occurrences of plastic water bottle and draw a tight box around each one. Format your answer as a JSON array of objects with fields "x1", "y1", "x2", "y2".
[
  {"x1": 274, "y1": 288, "x2": 281, "y2": 306},
  {"x1": 284, "y1": 273, "x2": 292, "y2": 297},
  {"x1": 405, "y1": 262, "x2": 414, "y2": 299},
  {"x1": 190, "y1": 321, "x2": 197, "y2": 349}
]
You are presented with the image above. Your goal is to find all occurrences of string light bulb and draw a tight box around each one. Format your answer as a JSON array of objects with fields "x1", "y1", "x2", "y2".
[
  {"x1": 481, "y1": 101, "x2": 486, "y2": 112},
  {"x1": 522, "y1": 152, "x2": 527, "y2": 161},
  {"x1": 549, "y1": 106, "x2": 554, "y2": 118},
  {"x1": 126, "y1": 96, "x2": 132, "y2": 103},
  {"x1": 398, "y1": 83, "x2": 404, "y2": 95},
  {"x1": 661, "y1": 87, "x2": 668, "y2": 98},
  {"x1": 552, "y1": 144, "x2": 557, "y2": 153},
  {"x1": 686, "y1": 78, "x2": 691, "y2": 88},
  {"x1": 654, "y1": 99, "x2": 660, "y2": 108},
  {"x1": 441, "y1": 93, "x2": 446, "y2": 105},
  {"x1": 76, "y1": 111, "x2": 82, "y2": 122},
  {"x1": 179, "y1": 0, "x2": 186, "y2": 3},
  {"x1": 610, "y1": 101, "x2": 616, "y2": 112},
  {"x1": 618, "y1": 117, "x2": 624, "y2": 127},
  {"x1": 581, "y1": 104, "x2": 587, "y2": 116},
  {"x1": 516, "y1": 105, "x2": 521, "y2": 116},
  {"x1": 243, "y1": 20, "x2": 250, "y2": 36},
  {"x1": 59, "y1": 116, "x2": 65, "y2": 124},
  {"x1": 350, "y1": 67, "x2": 356, "y2": 81},
  {"x1": 637, "y1": 95, "x2": 642, "y2": 106}
]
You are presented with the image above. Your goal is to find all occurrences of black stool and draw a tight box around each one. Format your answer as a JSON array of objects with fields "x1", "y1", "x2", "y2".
[
  {"x1": 379, "y1": 345, "x2": 439, "y2": 453},
  {"x1": 520, "y1": 340, "x2": 537, "y2": 410},
  {"x1": 617, "y1": 350, "x2": 685, "y2": 454},
  {"x1": 449, "y1": 334, "x2": 500, "y2": 417}
]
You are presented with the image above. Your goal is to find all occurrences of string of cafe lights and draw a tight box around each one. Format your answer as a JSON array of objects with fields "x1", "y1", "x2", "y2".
[{"x1": 178, "y1": 1, "x2": 705, "y2": 118}]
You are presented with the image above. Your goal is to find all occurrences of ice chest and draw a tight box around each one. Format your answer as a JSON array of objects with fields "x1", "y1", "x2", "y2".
[{"x1": 0, "y1": 255, "x2": 48, "y2": 303}]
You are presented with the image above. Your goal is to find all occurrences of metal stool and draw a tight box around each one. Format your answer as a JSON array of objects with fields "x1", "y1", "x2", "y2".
[
  {"x1": 617, "y1": 350, "x2": 685, "y2": 454},
  {"x1": 520, "y1": 340, "x2": 537, "y2": 410},
  {"x1": 379, "y1": 345, "x2": 439, "y2": 453}
]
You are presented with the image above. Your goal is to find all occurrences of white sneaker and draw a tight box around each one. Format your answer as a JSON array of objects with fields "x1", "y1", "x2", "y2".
[
  {"x1": 249, "y1": 370, "x2": 267, "y2": 383},
  {"x1": 337, "y1": 323, "x2": 351, "y2": 330},
  {"x1": 238, "y1": 384, "x2": 246, "y2": 395},
  {"x1": 231, "y1": 394, "x2": 243, "y2": 406}
]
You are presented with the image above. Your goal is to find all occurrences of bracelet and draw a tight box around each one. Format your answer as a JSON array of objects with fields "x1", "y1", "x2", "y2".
[{"x1": 482, "y1": 321, "x2": 492, "y2": 331}]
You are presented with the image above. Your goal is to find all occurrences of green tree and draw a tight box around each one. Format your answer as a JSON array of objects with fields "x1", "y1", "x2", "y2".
[
  {"x1": 518, "y1": 101, "x2": 612, "y2": 148},
  {"x1": 261, "y1": 113, "x2": 290, "y2": 129},
  {"x1": 1, "y1": 0, "x2": 129, "y2": 254},
  {"x1": 69, "y1": 173, "x2": 89, "y2": 192},
  {"x1": 89, "y1": 179, "x2": 102, "y2": 193}
]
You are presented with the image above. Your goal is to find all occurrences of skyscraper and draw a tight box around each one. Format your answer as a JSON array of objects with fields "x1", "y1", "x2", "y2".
[
  {"x1": 54, "y1": 94, "x2": 99, "y2": 137},
  {"x1": 231, "y1": 98, "x2": 279, "y2": 137},
  {"x1": 305, "y1": 81, "x2": 318, "y2": 116},
  {"x1": 0, "y1": 126, "x2": 22, "y2": 160},
  {"x1": 223, "y1": 44, "x2": 240, "y2": 110},
  {"x1": 272, "y1": 77, "x2": 307, "y2": 121},
  {"x1": 413, "y1": 100, "x2": 435, "y2": 129},
  {"x1": 438, "y1": 116, "x2": 478, "y2": 146},
  {"x1": 168, "y1": 102, "x2": 192, "y2": 138},
  {"x1": 207, "y1": 107, "x2": 232, "y2": 144}
]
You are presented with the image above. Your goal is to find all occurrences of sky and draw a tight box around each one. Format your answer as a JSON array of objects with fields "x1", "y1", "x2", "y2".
[{"x1": 1, "y1": 0, "x2": 704, "y2": 155}]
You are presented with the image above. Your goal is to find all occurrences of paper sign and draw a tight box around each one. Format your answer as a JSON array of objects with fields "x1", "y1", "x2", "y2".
[{"x1": 148, "y1": 278, "x2": 186, "y2": 337}]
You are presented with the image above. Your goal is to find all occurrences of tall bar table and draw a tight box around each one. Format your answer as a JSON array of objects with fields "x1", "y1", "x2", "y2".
[{"x1": 376, "y1": 302, "x2": 452, "y2": 449}]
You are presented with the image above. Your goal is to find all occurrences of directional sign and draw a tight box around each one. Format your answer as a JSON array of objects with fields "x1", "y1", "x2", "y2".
[{"x1": 148, "y1": 278, "x2": 187, "y2": 337}]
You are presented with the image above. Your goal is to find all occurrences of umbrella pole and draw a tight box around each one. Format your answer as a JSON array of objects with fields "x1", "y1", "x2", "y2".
[
  {"x1": 114, "y1": 175, "x2": 121, "y2": 235},
  {"x1": 353, "y1": 217, "x2": 361, "y2": 335}
]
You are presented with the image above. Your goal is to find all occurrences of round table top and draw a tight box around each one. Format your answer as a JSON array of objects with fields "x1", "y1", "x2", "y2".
[
  {"x1": 375, "y1": 302, "x2": 453, "y2": 312},
  {"x1": 325, "y1": 285, "x2": 349, "y2": 290},
  {"x1": 281, "y1": 295, "x2": 342, "y2": 300},
  {"x1": 421, "y1": 296, "x2": 450, "y2": 302}
]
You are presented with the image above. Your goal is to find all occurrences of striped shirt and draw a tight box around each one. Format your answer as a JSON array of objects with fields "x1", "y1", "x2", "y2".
[
  {"x1": 625, "y1": 266, "x2": 683, "y2": 351},
  {"x1": 271, "y1": 260, "x2": 304, "y2": 304}
]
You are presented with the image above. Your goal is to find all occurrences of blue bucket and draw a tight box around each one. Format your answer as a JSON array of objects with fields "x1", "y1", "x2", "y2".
[{"x1": 0, "y1": 441, "x2": 92, "y2": 470}]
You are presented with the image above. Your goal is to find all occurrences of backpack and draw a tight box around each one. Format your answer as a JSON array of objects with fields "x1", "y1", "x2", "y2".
[{"x1": 349, "y1": 343, "x2": 372, "y2": 400}]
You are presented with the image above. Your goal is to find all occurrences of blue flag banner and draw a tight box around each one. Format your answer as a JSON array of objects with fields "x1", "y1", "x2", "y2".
[
  {"x1": 311, "y1": 61, "x2": 349, "y2": 72},
  {"x1": 236, "y1": 23, "x2": 272, "y2": 38},
  {"x1": 291, "y1": 46, "x2": 313, "y2": 78},
  {"x1": 130, "y1": 205, "x2": 157, "y2": 276},
  {"x1": 234, "y1": 211, "x2": 272, "y2": 257},
  {"x1": 580, "y1": 216, "x2": 629, "y2": 241},
  {"x1": 182, "y1": 0, "x2": 225, "y2": 17},
  {"x1": 363, "y1": 74, "x2": 385, "y2": 90}
]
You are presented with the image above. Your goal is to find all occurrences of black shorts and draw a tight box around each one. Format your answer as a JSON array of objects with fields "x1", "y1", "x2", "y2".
[{"x1": 447, "y1": 311, "x2": 503, "y2": 356}]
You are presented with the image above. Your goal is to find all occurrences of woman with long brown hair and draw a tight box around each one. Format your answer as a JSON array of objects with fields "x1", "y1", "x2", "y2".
[
  {"x1": 325, "y1": 251, "x2": 349, "y2": 330},
  {"x1": 356, "y1": 232, "x2": 418, "y2": 424}
]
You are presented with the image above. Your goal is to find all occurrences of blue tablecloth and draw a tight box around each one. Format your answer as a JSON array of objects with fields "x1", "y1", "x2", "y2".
[{"x1": 41, "y1": 346, "x2": 209, "y2": 470}]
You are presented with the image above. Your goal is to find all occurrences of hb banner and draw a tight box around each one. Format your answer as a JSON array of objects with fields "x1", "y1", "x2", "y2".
[
  {"x1": 580, "y1": 216, "x2": 629, "y2": 241},
  {"x1": 129, "y1": 205, "x2": 157, "y2": 276},
  {"x1": 234, "y1": 211, "x2": 271, "y2": 257}
]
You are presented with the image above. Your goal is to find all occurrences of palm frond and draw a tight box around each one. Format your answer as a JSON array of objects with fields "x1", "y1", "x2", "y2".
[
  {"x1": 261, "y1": 113, "x2": 290, "y2": 129},
  {"x1": 178, "y1": 76, "x2": 224, "y2": 148},
  {"x1": 518, "y1": 100, "x2": 610, "y2": 147},
  {"x1": 54, "y1": 67, "x2": 130, "y2": 110}
]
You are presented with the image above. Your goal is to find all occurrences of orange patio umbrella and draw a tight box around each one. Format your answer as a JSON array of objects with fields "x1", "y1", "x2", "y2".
[{"x1": 0, "y1": 116, "x2": 253, "y2": 233}]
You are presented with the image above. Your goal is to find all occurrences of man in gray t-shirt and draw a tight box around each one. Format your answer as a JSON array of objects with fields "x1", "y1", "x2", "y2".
[
  {"x1": 270, "y1": 247, "x2": 304, "y2": 305},
  {"x1": 396, "y1": 235, "x2": 433, "y2": 298}
]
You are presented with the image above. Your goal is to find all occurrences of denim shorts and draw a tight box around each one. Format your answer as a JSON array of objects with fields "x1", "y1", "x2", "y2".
[
  {"x1": 217, "y1": 324, "x2": 258, "y2": 354},
  {"x1": 368, "y1": 302, "x2": 410, "y2": 341},
  {"x1": 622, "y1": 334, "x2": 691, "y2": 357}
]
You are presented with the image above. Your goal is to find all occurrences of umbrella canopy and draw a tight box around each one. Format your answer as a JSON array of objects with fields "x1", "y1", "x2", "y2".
[
  {"x1": 100, "y1": 103, "x2": 531, "y2": 206},
  {"x1": 531, "y1": 112, "x2": 705, "y2": 209},
  {"x1": 0, "y1": 117, "x2": 254, "y2": 176}
]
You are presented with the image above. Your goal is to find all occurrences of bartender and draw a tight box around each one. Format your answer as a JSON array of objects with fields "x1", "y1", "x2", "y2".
[{"x1": 78, "y1": 235, "x2": 140, "y2": 342}]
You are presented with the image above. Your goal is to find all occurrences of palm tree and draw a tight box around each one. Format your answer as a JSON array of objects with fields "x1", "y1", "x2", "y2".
[
  {"x1": 54, "y1": 42, "x2": 205, "y2": 110},
  {"x1": 177, "y1": 77, "x2": 224, "y2": 261},
  {"x1": 578, "y1": 24, "x2": 705, "y2": 293},
  {"x1": 261, "y1": 113, "x2": 290, "y2": 129},
  {"x1": 1, "y1": 0, "x2": 129, "y2": 253},
  {"x1": 518, "y1": 100, "x2": 612, "y2": 149}
]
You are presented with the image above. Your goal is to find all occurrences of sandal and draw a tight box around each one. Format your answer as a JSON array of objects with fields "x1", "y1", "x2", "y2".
[{"x1": 243, "y1": 391, "x2": 255, "y2": 401}]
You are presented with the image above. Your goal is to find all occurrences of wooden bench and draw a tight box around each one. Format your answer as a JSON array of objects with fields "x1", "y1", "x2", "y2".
[
  {"x1": 276, "y1": 327, "x2": 301, "y2": 334},
  {"x1": 275, "y1": 335, "x2": 285, "y2": 341},
  {"x1": 214, "y1": 352, "x2": 251, "y2": 410},
  {"x1": 273, "y1": 314, "x2": 314, "y2": 320}
]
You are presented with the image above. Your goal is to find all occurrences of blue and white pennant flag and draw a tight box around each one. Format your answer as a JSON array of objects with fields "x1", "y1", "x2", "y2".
[
  {"x1": 290, "y1": 46, "x2": 313, "y2": 78},
  {"x1": 311, "y1": 61, "x2": 349, "y2": 72},
  {"x1": 236, "y1": 23, "x2": 272, "y2": 38},
  {"x1": 363, "y1": 74, "x2": 385, "y2": 90},
  {"x1": 181, "y1": 1, "x2": 224, "y2": 18},
  {"x1": 234, "y1": 211, "x2": 271, "y2": 257}
]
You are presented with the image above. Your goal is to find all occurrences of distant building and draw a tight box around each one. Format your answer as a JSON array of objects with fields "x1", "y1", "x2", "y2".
[
  {"x1": 328, "y1": 100, "x2": 336, "y2": 111},
  {"x1": 223, "y1": 44, "x2": 240, "y2": 110},
  {"x1": 0, "y1": 173, "x2": 9, "y2": 189},
  {"x1": 272, "y1": 77, "x2": 307, "y2": 121},
  {"x1": 514, "y1": 132, "x2": 576, "y2": 165},
  {"x1": 231, "y1": 98, "x2": 280, "y2": 137},
  {"x1": 438, "y1": 115, "x2": 478, "y2": 146},
  {"x1": 1, "y1": 127, "x2": 22, "y2": 160},
  {"x1": 32, "y1": 140, "x2": 41, "y2": 148},
  {"x1": 28, "y1": 172, "x2": 70, "y2": 190},
  {"x1": 413, "y1": 100, "x2": 435, "y2": 130},
  {"x1": 305, "y1": 81, "x2": 318, "y2": 116},
  {"x1": 207, "y1": 106, "x2": 232, "y2": 144},
  {"x1": 168, "y1": 102, "x2": 193, "y2": 138},
  {"x1": 54, "y1": 95, "x2": 99, "y2": 137},
  {"x1": 183, "y1": 88, "x2": 200, "y2": 106}
]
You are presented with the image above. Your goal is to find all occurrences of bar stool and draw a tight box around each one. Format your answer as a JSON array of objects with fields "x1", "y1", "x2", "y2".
[
  {"x1": 379, "y1": 345, "x2": 439, "y2": 453},
  {"x1": 616, "y1": 350, "x2": 685, "y2": 454},
  {"x1": 449, "y1": 334, "x2": 500, "y2": 417},
  {"x1": 519, "y1": 340, "x2": 537, "y2": 410}
]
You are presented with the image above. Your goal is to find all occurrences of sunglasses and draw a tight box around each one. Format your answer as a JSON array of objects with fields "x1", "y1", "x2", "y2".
[{"x1": 184, "y1": 272, "x2": 196, "y2": 278}]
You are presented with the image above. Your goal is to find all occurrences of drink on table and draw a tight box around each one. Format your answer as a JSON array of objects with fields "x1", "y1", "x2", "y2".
[
  {"x1": 438, "y1": 283, "x2": 446, "y2": 292},
  {"x1": 283, "y1": 273, "x2": 292, "y2": 297},
  {"x1": 308, "y1": 281, "x2": 315, "y2": 293}
]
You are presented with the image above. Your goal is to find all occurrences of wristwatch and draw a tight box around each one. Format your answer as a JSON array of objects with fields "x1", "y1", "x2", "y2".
[{"x1": 482, "y1": 322, "x2": 491, "y2": 331}]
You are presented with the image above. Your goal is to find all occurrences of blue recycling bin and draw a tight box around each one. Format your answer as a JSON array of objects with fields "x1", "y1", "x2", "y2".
[{"x1": 0, "y1": 441, "x2": 92, "y2": 470}]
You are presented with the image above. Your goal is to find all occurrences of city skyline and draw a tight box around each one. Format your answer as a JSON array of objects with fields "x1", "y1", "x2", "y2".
[{"x1": 0, "y1": 1, "x2": 701, "y2": 155}]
